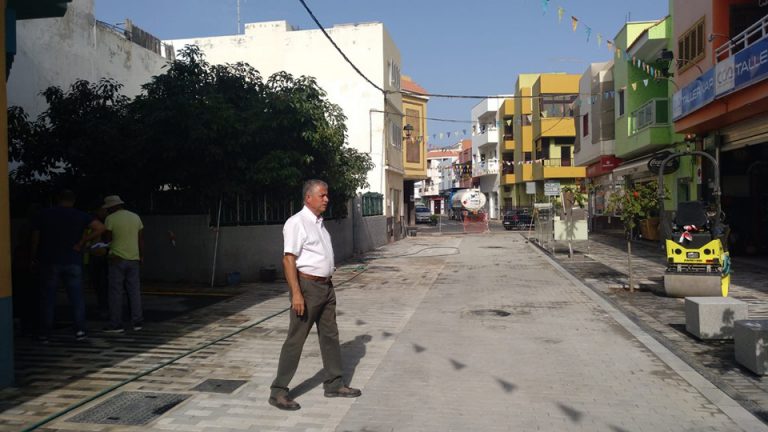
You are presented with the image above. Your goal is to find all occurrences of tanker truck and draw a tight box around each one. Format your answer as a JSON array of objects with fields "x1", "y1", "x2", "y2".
[{"x1": 450, "y1": 189, "x2": 487, "y2": 221}]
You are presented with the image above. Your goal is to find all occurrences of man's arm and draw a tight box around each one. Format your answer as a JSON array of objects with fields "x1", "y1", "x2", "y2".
[
  {"x1": 138, "y1": 229, "x2": 144, "y2": 263},
  {"x1": 282, "y1": 253, "x2": 304, "y2": 317},
  {"x1": 75, "y1": 219, "x2": 106, "y2": 252}
]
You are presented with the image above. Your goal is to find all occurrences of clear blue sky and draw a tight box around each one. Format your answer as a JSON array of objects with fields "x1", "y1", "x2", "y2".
[{"x1": 96, "y1": 0, "x2": 670, "y2": 147}]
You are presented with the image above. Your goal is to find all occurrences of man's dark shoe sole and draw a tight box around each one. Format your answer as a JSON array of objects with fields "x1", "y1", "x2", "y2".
[
  {"x1": 268, "y1": 396, "x2": 300, "y2": 411},
  {"x1": 324, "y1": 389, "x2": 362, "y2": 398}
]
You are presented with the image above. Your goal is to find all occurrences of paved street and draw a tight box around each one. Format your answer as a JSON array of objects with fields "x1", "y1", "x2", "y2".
[{"x1": 1, "y1": 231, "x2": 766, "y2": 431}]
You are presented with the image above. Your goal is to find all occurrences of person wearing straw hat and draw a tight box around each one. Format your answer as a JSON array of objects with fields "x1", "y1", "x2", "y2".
[{"x1": 101, "y1": 195, "x2": 144, "y2": 333}]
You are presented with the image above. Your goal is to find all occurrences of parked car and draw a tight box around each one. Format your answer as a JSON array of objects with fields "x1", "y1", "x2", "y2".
[
  {"x1": 415, "y1": 207, "x2": 432, "y2": 223},
  {"x1": 503, "y1": 209, "x2": 533, "y2": 230}
]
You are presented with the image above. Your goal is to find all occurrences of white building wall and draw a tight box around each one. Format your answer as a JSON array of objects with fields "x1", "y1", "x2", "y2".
[
  {"x1": 8, "y1": 0, "x2": 170, "y2": 116},
  {"x1": 166, "y1": 21, "x2": 403, "y2": 210}
]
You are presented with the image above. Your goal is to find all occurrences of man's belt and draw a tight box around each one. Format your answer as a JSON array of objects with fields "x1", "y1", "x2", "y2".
[{"x1": 298, "y1": 271, "x2": 332, "y2": 283}]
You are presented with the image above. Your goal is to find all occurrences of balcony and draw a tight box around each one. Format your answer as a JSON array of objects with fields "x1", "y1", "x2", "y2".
[
  {"x1": 715, "y1": 14, "x2": 768, "y2": 62},
  {"x1": 536, "y1": 117, "x2": 575, "y2": 138},
  {"x1": 532, "y1": 158, "x2": 585, "y2": 180},
  {"x1": 472, "y1": 159, "x2": 499, "y2": 177},
  {"x1": 502, "y1": 135, "x2": 515, "y2": 151},
  {"x1": 472, "y1": 127, "x2": 499, "y2": 150},
  {"x1": 420, "y1": 184, "x2": 440, "y2": 196},
  {"x1": 630, "y1": 99, "x2": 668, "y2": 134}
]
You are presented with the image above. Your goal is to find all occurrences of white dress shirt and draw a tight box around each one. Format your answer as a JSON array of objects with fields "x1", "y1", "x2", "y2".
[{"x1": 283, "y1": 206, "x2": 335, "y2": 278}]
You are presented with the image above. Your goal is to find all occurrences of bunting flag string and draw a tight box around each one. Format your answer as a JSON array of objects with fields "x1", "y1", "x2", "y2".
[{"x1": 547, "y1": 3, "x2": 664, "y2": 81}]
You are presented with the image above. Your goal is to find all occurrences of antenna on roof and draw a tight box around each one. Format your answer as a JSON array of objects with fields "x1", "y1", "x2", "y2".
[{"x1": 237, "y1": 0, "x2": 241, "y2": 34}]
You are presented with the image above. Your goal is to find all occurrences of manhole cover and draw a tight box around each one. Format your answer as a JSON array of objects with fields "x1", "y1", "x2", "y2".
[
  {"x1": 68, "y1": 392, "x2": 188, "y2": 425},
  {"x1": 470, "y1": 309, "x2": 511, "y2": 317},
  {"x1": 192, "y1": 379, "x2": 247, "y2": 394}
]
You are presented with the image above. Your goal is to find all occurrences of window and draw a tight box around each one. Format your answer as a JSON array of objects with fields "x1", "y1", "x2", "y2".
[
  {"x1": 521, "y1": 114, "x2": 532, "y2": 126},
  {"x1": 678, "y1": 17, "x2": 705, "y2": 72},
  {"x1": 405, "y1": 108, "x2": 421, "y2": 163},
  {"x1": 540, "y1": 94, "x2": 577, "y2": 117},
  {"x1": 503, "y1": 116, "x2": 514, "y2": 139},
  {"x1": 388, "y1": 60, "x2": 401, "y2": 90},
  {"x1": 617, "y1": 89, "x2": 625, "y2": 117},
  {"x1": 390, "y1": 121, "x2": 401, "y2": 149},
  {"x1": 524, "y1": 151, "x2": 532, "y2": 162},
  {"x1": 582, "y1": 113, "x2": 589, "y2": 137}
]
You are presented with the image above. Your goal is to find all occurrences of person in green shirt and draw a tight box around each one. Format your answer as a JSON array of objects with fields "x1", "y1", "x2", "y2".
[{"x1": 102, "y1": 195, "x2": 144, "y2": 333}]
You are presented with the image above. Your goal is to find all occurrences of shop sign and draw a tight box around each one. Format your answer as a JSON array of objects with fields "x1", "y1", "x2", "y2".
[
  {"x1": 544, "y1": 181, "x2": 560, "y2": 196},
  {"x1": 647, "y1": 151, "x2": 680, "y2": 175},
  {"x1": 674, "y1": 34, "x2": 768, "y2": 120},
  {"x1": 586, "y1": 156, "x2": 623, "y2": 178},
  {"x1": 525, "y1": 181, "x2": 536, "y2": 194},
  {"x1": 674, "y1": 68, "x2": 715, "y2": 120}
]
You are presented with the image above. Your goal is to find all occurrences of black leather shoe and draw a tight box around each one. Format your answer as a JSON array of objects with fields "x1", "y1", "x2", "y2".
[
  {"x1": 268, "y1": 394, "x2": 301, "y2": 411},
  {"x1": 324, "y1": 386, "x2": 362, "y2": 398}
]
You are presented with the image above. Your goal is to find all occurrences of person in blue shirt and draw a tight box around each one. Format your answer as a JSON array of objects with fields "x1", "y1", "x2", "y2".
[{"x1": 31, "y1": 190, "x2": 105, "y2": 341}]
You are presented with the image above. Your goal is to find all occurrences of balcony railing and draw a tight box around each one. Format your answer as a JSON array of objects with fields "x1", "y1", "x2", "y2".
[
  {"x1": 538, "y1": 158, "x2": 573, "y2": 167},
  {"x1": 630, "y1": 98, "x2": 668, "y2": 134},
  {"x1": 472, "y1": 159, "x2": 499, "y2": 177},
  {"x1": 715, "y1": 14, "x2": 768, "y2": 62},
  {"x1": 420, "y1": 184, "x2": 440, "y2": 196}
]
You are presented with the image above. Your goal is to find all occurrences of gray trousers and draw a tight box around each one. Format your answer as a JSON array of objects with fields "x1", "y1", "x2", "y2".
[
  {"x1": 271, "y1": 278, "x2": 343, "y2": 397},
  {"x1": 108, "y1": 259, "x2": 143, "y2": 327}
]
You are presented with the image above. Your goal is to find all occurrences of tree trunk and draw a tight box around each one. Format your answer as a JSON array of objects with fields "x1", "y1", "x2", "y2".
[{"x1": 627, "y1": 239, "x2": 634, "y2": 293}]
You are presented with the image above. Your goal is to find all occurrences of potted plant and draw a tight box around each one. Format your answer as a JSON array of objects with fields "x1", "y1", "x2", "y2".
[{"x1": 429, "y1": 214, "x2": 439, "y2": 226}]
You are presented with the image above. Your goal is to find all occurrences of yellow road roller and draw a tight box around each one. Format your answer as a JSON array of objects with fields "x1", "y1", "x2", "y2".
[{"x1": 657, "y1": 151, "x2": 731, "y2": 297}]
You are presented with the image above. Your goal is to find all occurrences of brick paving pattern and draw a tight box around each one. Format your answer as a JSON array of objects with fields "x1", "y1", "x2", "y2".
[{"x1": 0, "y1": 233, "x2": 763, "y2": 431}]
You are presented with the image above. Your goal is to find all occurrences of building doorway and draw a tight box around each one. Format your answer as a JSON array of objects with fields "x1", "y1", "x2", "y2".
[{"x1": 721, "y1": 143, "x2": 768, "y2": 257}]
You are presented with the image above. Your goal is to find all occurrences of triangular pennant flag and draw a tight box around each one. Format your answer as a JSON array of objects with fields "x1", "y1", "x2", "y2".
[
  {"x1": 643, "y1": 79, "x2": 649, "y2": 87},
  {"x1": 632, "y1": 56, "x2": 636, "y2": 65},
  {"x1": 447, "y1": 132, "x2": 451, "y2": 138},
  {"x1": 631, "y1": 82, "x2": 637, "y2": 91},
  {"x1": 592, "y1": 95, "x2": 597, "y2": 103},
  {"x1": 557, "y1": 7, "x2": 564, "y2": 23},
  {"x1": 439, "y1": 133, "x2": 444, "y2": 139},
  {"x1": 585, "y1": 25, "x2": 592, "y2": 42},
  {"x1": 506, "y1": 119, "x2": 512, "y2": 126},
  {"x1": 597, "y1": 33, "x2": 602, "y2": 47},
  {"x1": 615, "y1": 47, "x2": 621, "y2": 58},
  {"x1": 571, "y1": 16, "x2": 579, "y2": 32},
  {"x1": 462, "y1": 129, "x2": 466, "y2": 135},
  {"x1": 542, "y1": 0, "x2": 550, "y2": 14}
]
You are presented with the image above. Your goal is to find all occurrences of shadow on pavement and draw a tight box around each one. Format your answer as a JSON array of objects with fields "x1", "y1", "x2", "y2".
[
  {"x1": 290, "y1": 334, "x2": 372, "y2": 399},
  {"x1": 0, "y1": 281, "x2": 287, "y2": 427}
]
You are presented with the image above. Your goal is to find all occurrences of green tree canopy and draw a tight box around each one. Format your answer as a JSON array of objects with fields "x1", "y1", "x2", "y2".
[{"x1": 9, "y1": 45, "x2": 373, "y2": 216}]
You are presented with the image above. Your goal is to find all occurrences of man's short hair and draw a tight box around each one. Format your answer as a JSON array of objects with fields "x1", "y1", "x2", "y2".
[
  {"x1": 56, "y1": 190, "x2": 77, "y2": 204},
  {"x1": 302, "y1": 179, "x2": 328, "y2": 199}
]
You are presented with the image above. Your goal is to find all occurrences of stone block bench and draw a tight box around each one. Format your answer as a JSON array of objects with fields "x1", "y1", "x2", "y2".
[
  {"x1": 685, "y1": 297, "x2": 748, "y2": 340},
  {"x1": 735, "y1": 320, "x2": 768, "y2": 375}
]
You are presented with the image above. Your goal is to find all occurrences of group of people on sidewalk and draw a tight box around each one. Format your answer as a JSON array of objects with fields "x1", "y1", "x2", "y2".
[{"x1": 14, "y1": 191, "x2": 145, "y2": 341}]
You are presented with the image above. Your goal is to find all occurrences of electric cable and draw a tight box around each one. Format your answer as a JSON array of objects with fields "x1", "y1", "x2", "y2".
[{"x1": 297, "y1": 0, "x2": 385, "y2": 95}]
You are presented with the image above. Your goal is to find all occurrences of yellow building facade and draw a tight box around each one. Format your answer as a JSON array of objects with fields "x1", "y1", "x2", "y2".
[
  {"x1": 401, "y1": 76, "x2": 429, "y2": 225},
  {"x1": 504, "y1": 73, "x2": 586, "y2": 207}
]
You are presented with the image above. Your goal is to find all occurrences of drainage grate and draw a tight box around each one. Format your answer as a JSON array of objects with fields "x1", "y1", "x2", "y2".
[
  {"x1": 68, "y1": 391, "x2": 189, "y2": 425},
  {"x1": 193, "y1": 378, "x2": 247, "y2": 394}
]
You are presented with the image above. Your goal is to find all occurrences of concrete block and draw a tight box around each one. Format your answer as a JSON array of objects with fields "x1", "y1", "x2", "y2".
[
  {"x1": 685, "y1": 297, "x2": 748, "y2": 339},
  {"x1": 735, "y1": 320, "x2": 768, "y2": 375}
]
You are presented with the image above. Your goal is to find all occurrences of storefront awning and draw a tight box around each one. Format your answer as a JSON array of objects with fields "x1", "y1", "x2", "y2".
[{"x1": 612, "y1": 155, "x2": 654, "y2": 178}]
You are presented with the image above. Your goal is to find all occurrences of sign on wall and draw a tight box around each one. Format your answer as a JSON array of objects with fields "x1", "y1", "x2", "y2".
[
  {"x1": 544, "y1": 181, "x2": 561, "y2": 196},
  {"x1": 674, "y1": 34, "x2": 768, "y2": 120}
]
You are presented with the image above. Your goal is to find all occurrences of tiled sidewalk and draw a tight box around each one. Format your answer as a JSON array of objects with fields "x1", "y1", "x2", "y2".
[{"x1": 546, "y1": 231, "x2": 768, "y2": 423}]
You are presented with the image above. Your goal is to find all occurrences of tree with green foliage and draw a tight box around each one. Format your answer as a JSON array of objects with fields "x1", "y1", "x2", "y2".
[{"x1": 9, "y1": 45, "x2": 373, "y2": 217}]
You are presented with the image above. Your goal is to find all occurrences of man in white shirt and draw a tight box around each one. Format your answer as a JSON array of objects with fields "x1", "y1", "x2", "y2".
[{"x1": 269, "y1": 180, "x2": 361, "y2": 411}]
